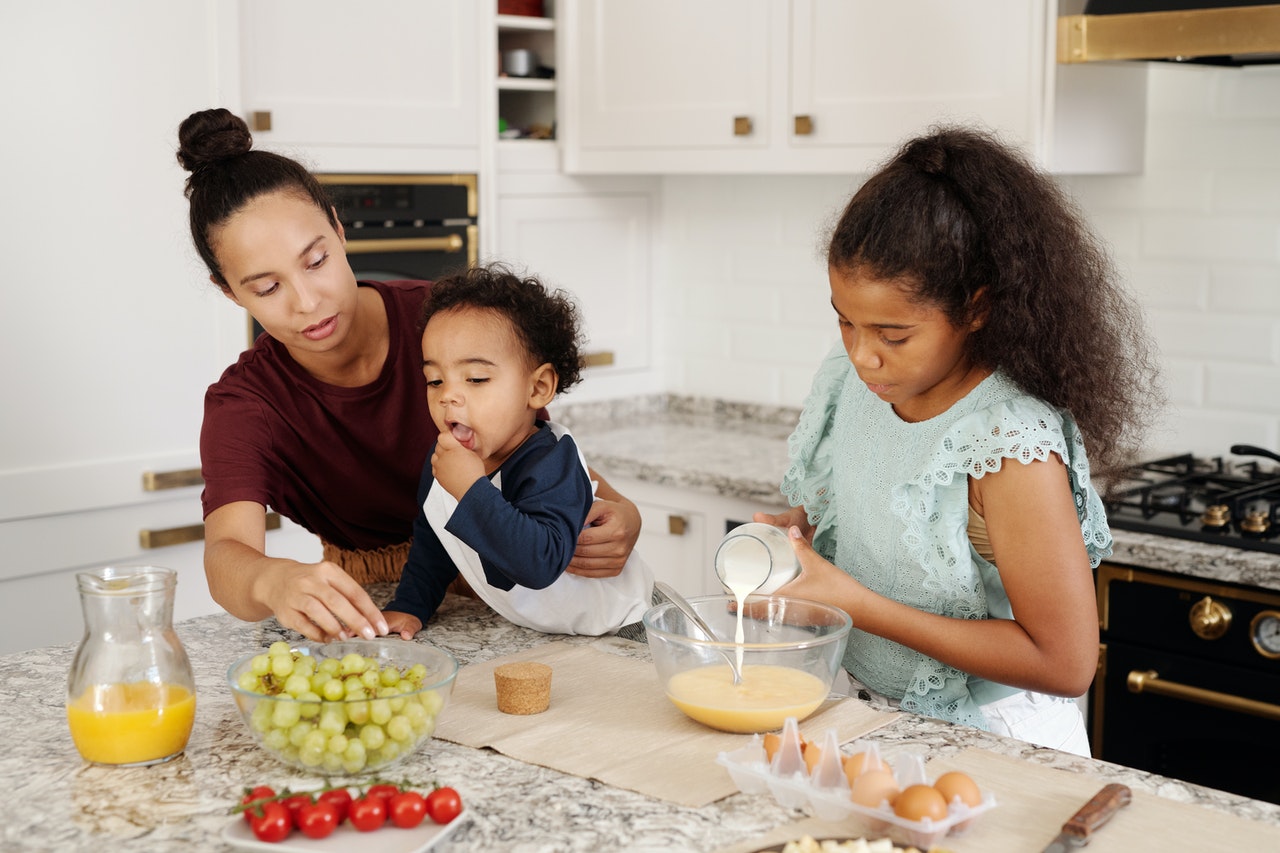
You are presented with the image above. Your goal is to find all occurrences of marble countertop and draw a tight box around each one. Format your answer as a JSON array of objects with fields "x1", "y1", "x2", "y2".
[
  {"x1": 6, "y1": 590, "x2": 1279, "y2": 853},
  {"x1": 558, "y1": 395, "x2": 1280, "y2": 592}
]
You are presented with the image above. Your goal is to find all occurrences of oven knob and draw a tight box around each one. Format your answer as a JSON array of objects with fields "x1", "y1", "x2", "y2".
[
  {"x1": 1189, "y1": 595, "x2": 1232, "y2": 640},
  {"x1": 1200, "y1": 504, "x2": 1231, "y2": 529},
  {"x1": 1241, "y1": 510, "x2": 1270, "y2": 535}
]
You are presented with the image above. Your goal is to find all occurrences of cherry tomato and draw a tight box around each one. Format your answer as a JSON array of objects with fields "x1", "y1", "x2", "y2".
[
  {"x1": 366, "y1": 783, "x2": 401, "y2": 806},
  {"x1": 317, "y1": 788, "x2": 352, "y2": 824},
  {"x1": 349, "y1": 795, "x2": 388, "y2": 832},
  {"x1": 388, "y1": 790, "x2": 427, "y2": 829},
  {"x1": 248, "y1": 800, "x2": 292, "y2": 843},
  {"x1": 280, "y1": 793, "x2": 312, "y2": 828},
  {"x1": 240, "y1": 785, "x2": 276, "y2": 824},
  {"x1": 425, "y1": 786, "x2": 463, "y2": 825},
  {"x1": 297, "y1": 800, "x2": 339, "y2": 840}
]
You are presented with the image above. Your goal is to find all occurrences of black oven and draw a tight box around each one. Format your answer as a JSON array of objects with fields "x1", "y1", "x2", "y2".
[
  {"x1": 248, "y1": 173, "x2": 477, "y2": 343},
  {"x1": 1093, "y1": 563, "x2": 1280, "y2": 804}
]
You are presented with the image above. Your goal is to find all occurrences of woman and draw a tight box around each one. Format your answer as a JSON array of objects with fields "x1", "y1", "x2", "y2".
[{"x1": 178, "y1": 108, "x2": 641, "y2": 643}]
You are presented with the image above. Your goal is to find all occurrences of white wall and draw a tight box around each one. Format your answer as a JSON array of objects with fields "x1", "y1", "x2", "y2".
[{"x1": 655, "y1": 64, "x2": 1280, "y2": 460}]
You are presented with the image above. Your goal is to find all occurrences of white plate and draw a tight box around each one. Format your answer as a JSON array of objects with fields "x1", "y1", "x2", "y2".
[{"x1": 221, "y1": 808, "x2": 469, "y2": 852}]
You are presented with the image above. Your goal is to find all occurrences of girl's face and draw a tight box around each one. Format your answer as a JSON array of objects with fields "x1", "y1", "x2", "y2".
[
  {"x1": 421, "y1": 307, "x2": 555, "y2": 471},
  {"x1": 830, "y1": 266, "x2": 987, "y2": 423},
  {"x1": 212, "y1": 191, "x2": 358, "y2": 355}
]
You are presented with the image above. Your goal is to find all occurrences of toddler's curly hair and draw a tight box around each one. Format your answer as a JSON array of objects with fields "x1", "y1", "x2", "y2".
[{"x1": 421, "y1": 264, "x2": 585, "y2": 394}]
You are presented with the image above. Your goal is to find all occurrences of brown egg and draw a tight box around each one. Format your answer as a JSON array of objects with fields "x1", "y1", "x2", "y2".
[
  {"x1": 802, "y1": 742, "x2": 823, "y2": 774},
  {"x1": 763, "y1": 732, "x2": 781, "y2": 762},
  {"x1": 849, "y1": 767, "x2": 900, "y2": 809},
  {"x1": 893, "y1": 783, "x2": 948, "y2": 822},
  {"x1": 842, "y1": 750, "x2": 885, "y2": 786},
  {"x1": 934, "y1": 770, "x2": 982, "y2": 807}
]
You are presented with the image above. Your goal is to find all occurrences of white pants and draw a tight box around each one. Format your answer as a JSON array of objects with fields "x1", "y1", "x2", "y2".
[{"x1": 837, "y1": 672, "x2": 1092, "y2": 757}]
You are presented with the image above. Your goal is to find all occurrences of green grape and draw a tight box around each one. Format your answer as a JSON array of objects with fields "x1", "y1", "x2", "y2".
[
  {"x1": 294, "y1": 655, "x2": 316, "y2": 677},
  {"x1": 237, "y1": 672, "x2": 259, "y2": 692},
  {"x1": 267, "y1": 640, "x2": 293, "y2": 656},
  {"x1": 369, "y1": 698, "x2": 393, "y2": 726},
  {"x1": 320, "y1": 678, "x2": 345, "y2": 702},
  {"x1": 318, "y1": 657, "x2": 342, "y2": 676},
  {"x1": 250, "y1": 654, "x2": 271, "y2": 677},
  {"x1": 263, "y1": 727, "x2": 290, "y2": 752},
  {"x1": 386, "y1": 714, "x2": 413, "y2": 743},
  {"x1": 379, "y1": 666, "x2": 401, "y2": 687},
  {"x1": 317, "y1": 705, "x2": 347, "y2": 736},
  {"x1": 322, "y1": 751, "x2": 344, "y2": 773},
  {"x1": 270, "y1": 654, "x2": 295, "y2": 679},
  {"x1": 342, "y1": 739, "x2": 367, "y2": 773},
  {"x1": 403, "y1": 701, "x2": 429, "y2": 730},
  {"x1": 359, "y1": 669, "x2": 380, "y2": 691},
  {"x1": 283, "y1": 673, "x2": 311, "y2": 697},
  {"x1": 302, "y1": 729, "x2": 327, "y2": 753},
  {"x1": 340, "y1": 653, "x2": 366, "y2": 675},
  {"x1": 343, "y1": 680, "x2": 366, "y2": 701},
  {"x1": 297, "y1": 693, "x2": 322, "y2": 719},
  {"x1": 347, "y1": 700, "x2": 370, "y2": 725},
  {"x1": 299, "y1": 743, "x2": 324, "y2": 767},
  {"x1": 250, "y1": 701, "x2": 273, "y2": 733},
  {"x1": 288, "y1": 720, "x2": 314, "y2": 748},
  {"x1": 405, "y1": 663, "x2": 427, "y2": 684},
  {"x1": 359, "y1": 723, "x2": 386, "y2": 751},
  {"x1": 271, "y1": 698, "x2": 302, "y2": 729},
  {"x1": 326, "y1": 733, "x2": 348, "y2": 755},
  {"x1": 420, "y1": 689, "x2": 444, "y2": 716}
]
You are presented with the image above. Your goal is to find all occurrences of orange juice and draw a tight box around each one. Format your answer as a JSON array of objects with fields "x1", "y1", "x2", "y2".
[
  {"x1": 66, "y1": 682, "x2": 195, "y2": 765},
  {"x1": 666, "y1": 664, "x2": 827, "y2": 733}
]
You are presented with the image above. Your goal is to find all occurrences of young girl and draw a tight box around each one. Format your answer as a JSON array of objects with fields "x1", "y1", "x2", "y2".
[
  {"x1": 758, "y1": 126, "x2": 1161, "y2": 755},
  {"x1": 383, "y1": 265, "x2": 653, "y2": 637},
  {"x1": 177, "y1": 108, "x2": 642, "y2": 644}
]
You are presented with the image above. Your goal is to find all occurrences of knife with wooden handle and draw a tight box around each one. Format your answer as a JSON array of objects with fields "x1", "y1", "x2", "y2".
[{"x1": 1041, "y1": 783, "x2": 1133, "y2": 852}]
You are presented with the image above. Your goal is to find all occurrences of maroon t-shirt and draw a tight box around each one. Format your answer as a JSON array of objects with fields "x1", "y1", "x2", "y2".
[{"x1": 200, "y1": 280, "x2": 437, "y2": 551}]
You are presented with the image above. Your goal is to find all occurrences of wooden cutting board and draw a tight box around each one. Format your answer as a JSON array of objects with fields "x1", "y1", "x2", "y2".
[
  {"x1": 433, "y1": 641, "x2": 900, "y2": 808},
  {"x1": 713, "y1": 747, "x2": 1280, "y2": 852}
]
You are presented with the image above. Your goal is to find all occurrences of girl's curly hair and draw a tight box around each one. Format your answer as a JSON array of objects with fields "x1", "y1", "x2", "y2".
[
  {"x1": 421, "y1": 264, "x2": 585, "y2": 394},
  {"x1": 828, "y1": 125, "x2": 1162, "y2": 480}
]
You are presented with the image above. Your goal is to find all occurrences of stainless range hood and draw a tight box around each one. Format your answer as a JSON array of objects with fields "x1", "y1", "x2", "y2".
[{"x1": 1058, "y1": 1, "x2": 1280, "y2": 66}]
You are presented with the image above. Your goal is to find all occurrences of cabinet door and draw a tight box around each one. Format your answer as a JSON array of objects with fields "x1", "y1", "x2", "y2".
[
  {"x1": 495, "y1": 193, "x2": 652, "y2": 372},
  {"x1": 237, "y1": 0, "x2": 479, "y2": 150},
  {"x1": 790, "y1": 0, "x2": 1047, "y2": 153},
  {"x1": 633, "y1": 499, "x2": 710, "y2": 599},
  {"x1": 567, "y1": 0, "x2": 774, "y2": 151}
]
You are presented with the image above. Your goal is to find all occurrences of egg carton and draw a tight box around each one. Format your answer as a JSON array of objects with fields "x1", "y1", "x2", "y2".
[{"x1": 715, "y1": 717, "x2": 997, "y2": 850}]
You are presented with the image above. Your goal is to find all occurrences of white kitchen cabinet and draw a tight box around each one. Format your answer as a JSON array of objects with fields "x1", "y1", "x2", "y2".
[
  {"x1": 611, "y1": 477, "x2": 789, "y2": 598},
  {"x1": 561, "y1": 0, "x2": 1146, "y2": 175},
  {"x1": 493, "y1": 150, "x2": 659, "y2": 377},
  {"x1": 228, "y1": 0, "x2": 482, "y2": 173}
]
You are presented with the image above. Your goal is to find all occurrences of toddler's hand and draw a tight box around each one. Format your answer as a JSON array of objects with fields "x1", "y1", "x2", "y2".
[
  {"x1": 432, "y1": 429, "x2": 486, "y2": 499},
  {"x1": 381, "y1": 610, "x2": 423, "y2": 640}
]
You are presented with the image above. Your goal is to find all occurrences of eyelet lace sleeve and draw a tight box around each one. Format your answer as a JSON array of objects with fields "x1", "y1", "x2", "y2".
[{"x1": 780, "y1": 342, "x2": 850, "y2": 559}]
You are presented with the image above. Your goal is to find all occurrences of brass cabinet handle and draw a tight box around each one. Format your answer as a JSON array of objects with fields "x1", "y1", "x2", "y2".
[
  {"x1": 1127, "y1": 669, "x2": 1280, "y2": 721},
  {"x1": 581, "y1": 350, "x2": 615, "y2": 368},
  {"x1": 794, "y1": 115, "x2": 814, "y2": 136},
  {"x1": 142, "y1": 468, "x2": 204, "y2": 492},
  {"x1": 249, "y1": 110, "x2": 272, "y2": 131},
  {"x1": 343, "y1": 235, "x2": 463, "y2": 255},
  {"x1": 733, "y1": 116, "x2": 753, "y2": 136},
  {"x1": 140, "y1": 512, "x2": 282, "y2": 549},
  {"x1": 668, "y1": 515, "x2": 687, "y2": 536}
]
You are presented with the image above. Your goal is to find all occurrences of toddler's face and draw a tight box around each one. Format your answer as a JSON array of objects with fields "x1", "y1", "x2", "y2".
[
  {"x1": 421, "y1": 306, "x2": 546, "y2": 470},
  {"x1": 829, "y1": 267, "x2": 986, "y2": 423}
]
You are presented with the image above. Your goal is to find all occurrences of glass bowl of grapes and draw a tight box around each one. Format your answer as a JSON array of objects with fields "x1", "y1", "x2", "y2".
[{"x1": 226, "y1": 639, "x2": 458, "y2": 775}]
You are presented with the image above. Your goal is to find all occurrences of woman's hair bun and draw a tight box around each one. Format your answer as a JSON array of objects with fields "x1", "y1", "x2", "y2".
[{"x1": 176, "y1": 108, "x2": 253, "y2": 173}]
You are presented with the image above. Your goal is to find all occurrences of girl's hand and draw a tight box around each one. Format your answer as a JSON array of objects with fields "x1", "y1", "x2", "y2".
[
  {"x1": 256, "y1": 560, "x2": 390, "y2": 643},
  {"x1": 431, "y1": 429, "x2": 486, "y2": 499},
  {"x1": 381, "y1": 610, "x2": 423, "y2": 640},
  {"x1": 774, "y1": 525, "x2": 863, "y2": 611},
  {"x1": 753, "y1": 507, "x2": 814, "y2": 542}
]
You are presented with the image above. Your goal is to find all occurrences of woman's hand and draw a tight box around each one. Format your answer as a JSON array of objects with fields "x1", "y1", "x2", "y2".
[
  {"x1": 204, "y1": 502, "x2": 389, "y2": 644},
  {"x1": 566, "y1": 470, "x2": 642, "y2": 577},
  {"x1": 754, "y1": 507, "x2": 814, "y2": 542}
]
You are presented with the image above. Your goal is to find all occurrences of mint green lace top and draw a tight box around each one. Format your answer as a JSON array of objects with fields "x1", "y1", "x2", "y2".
[{"x1": 781, "y1": 344, "x2": 1112, "y2": 730}]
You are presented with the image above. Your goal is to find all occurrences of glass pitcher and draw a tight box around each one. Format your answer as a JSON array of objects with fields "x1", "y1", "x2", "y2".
[
  {"x1": 66, "y1": 566, "x2": 196, "y2": 766},
  {"x1": 714, "y1": 522, "x2": 800, "y2": 596}
]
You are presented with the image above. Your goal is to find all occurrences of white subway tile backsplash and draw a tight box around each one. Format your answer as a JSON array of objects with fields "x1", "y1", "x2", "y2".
[{"x1": 653, "y1": 66, "x2": 1280, "y2": 459}]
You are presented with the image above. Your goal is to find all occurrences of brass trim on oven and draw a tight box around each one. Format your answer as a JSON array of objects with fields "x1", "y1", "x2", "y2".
[
  {"x1": 342, "y1": 236, "x2": 463, "y2": 255},
  {"x1": 1091, "y1": 641, "x2": 1108, "y2": 758},
  {"x1": 1097, "y1": 563, "x2": 1280, "y2": 632},
  {"x1": 1127, "y1": 669, "x2": 1280, "y2": 722},
  {"x1": 316, "y1": 173, "x2": 478, "y2": 219}
]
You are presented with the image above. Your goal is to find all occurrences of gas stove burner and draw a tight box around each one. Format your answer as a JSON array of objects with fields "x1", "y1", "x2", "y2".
[{"x1": 1105, "y1": 452, "x2": 1280, "y2": 553}]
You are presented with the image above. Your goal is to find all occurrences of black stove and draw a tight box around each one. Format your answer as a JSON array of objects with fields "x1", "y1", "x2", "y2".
[{"x1": 1104, "y1": 451, "x2": 1280, "y2": 554}]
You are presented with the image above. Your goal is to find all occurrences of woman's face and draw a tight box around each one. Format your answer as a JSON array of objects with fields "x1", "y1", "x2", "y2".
[
  {"x1": 830, "y1": 266, "x2": 986, "y2": 423},
  {"x1": 212, "y1": 191, "x2": 358, "y2": 354}
]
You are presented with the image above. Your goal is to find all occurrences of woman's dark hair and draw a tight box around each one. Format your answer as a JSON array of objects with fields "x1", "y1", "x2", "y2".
[
  {"x1": 422, "y1": 264, "x2": 585, "y2": 394},
  {"x1": 828, "y1": 125, "x2": 1161, "y2": 479},
  {"x1": 176, "y1": 108, "x2": 337, "y2": 289}
]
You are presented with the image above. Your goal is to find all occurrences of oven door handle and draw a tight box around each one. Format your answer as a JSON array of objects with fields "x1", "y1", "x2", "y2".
[
  {"x1": 1127, "y1": 669, "x2": 1280, "y2": 721},
  {"x1": 344, "y1": 235, "x2": 464, "y2": 255}
]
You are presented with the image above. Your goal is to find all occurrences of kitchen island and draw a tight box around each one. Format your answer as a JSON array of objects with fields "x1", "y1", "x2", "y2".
[{"x1": 4, "y1": 587, "x2": 1280, "y2": 852}]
